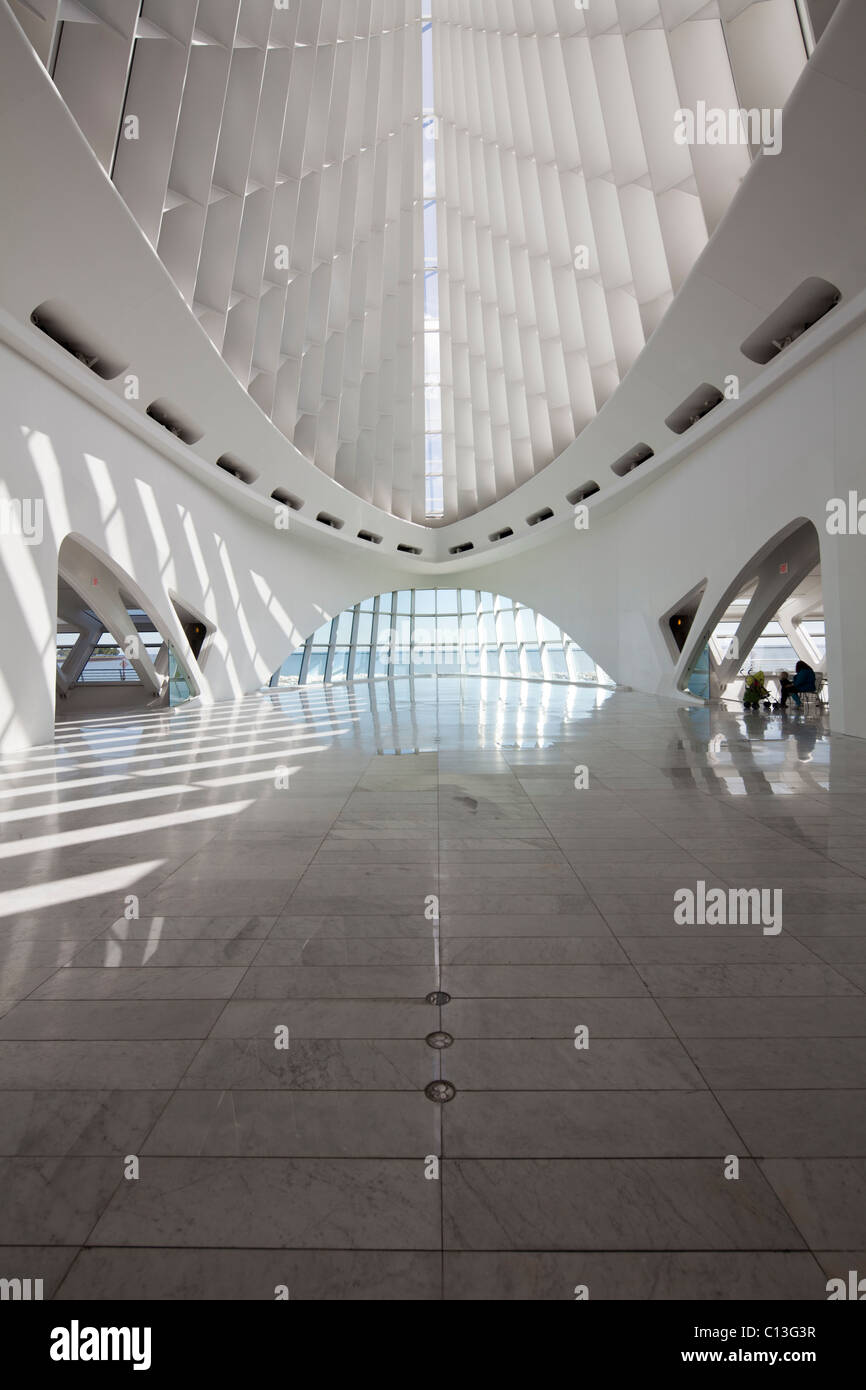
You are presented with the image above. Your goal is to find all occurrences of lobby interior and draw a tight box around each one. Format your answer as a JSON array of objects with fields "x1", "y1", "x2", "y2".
[{"x1": 1, "y1": 0, "x2": 866, "y2": 1301}]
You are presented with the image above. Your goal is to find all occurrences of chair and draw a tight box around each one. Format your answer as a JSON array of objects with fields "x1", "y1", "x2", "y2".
[{"x1": 801, "y1": 672, "x2": 826, "y2": 715}]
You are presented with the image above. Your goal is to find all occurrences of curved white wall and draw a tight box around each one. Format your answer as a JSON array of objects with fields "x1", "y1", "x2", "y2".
[
  {"x1": 0, "y1": 340, "x2": 408, "y2": 753},
  {"x1": 4, "y1": 285, "x2": 866, "y2": 753},
  {"x1": 1, "y1": 0, "x2": 865, "y2": 753}
]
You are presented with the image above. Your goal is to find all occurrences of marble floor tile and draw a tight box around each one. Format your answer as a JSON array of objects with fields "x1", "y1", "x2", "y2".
[
  {"x1": 633, "y1": 964, "x2": 859, "y2": 996},
  {"x1": 29, "y1": 966, "x2": 248, "y2": 1000},
  {"x1": 0, "y1": 964, "x2": 60, "y2": 997},
  {"x1": 90, "y1": 1157, "x2": 441, "y2": 1249},
  {"x1": 443, "y1": 1158, "x2": 803, "y2": 1250},
  {"x1": 210, "y1": 999, "x2": 439, "y2": 1039},
  {"x1": 0, "y1": 1090, "x2": 170, "y2": 1155},
  {"x1": 253, "y1": 938, "x2": 435, "y2": 966},
  {"x1": 144, "y1": 1091, "x2": 437, "y2": 1156},
  {"x1": 234, "y1": 966, "x2": 435, "y2": 1000},
  {"x1": 270, "y1": 914, "x2": 434, "y2": 940},
  {"x1": 814, "y1": 1251, "x2": 866, "y2": 1284},
  {"x1": 138, "y1": 878, "x2": 296, "y2": 916},
  {"x1": 618, "y1": 936, "x2": 818, "y2": 964},
  {"x1": 683, "y1": 1038, "x2": 866, "y2": 1089},
  {"x1": 716, "y1": 1090, "x2": 866, "y2": 1156},
  {"x1": 0, "y1": 1246, "x2": 82, "y2": 1298},
  {"x1": 0, "y1": 1157, "x2": 121, "y2": 1244},
  {"x1": 442, "y1": 1251, "x2": 824, "y2": 1300},
  {"x1": 658, "y1": 996, "x2": 866, "y2": 1038},
  {"x1": 450, "y1": 1038, "x2": 704, "y2": 1090},
  {"x1": 437, "y1": 912, "x2": 610, "y2": 937},
  {"x1": 0, "y1": 1000, "x2": 225, "y2": 1040},
  {"x1": 0, "y1": 1040, "x2": 200, "y2": 1089},
  {"x1": 439, "y1": 937, "x2": 626, "y2": 965},
  {"x1": 760, "y1": 1159, "x2": 866, "y2": 1248},
  {"x1": 795, "y1": 937, "x2": 866, "y2": 963},
  {"x1": 178, "y1": 1037, "x2": 430, "y2": 1090},
  {"x1": 56, "y1": 1248, "x2": 441, "y2": 1300},
  {"x1": 440, "y1": 964, "x2": 648, "y2": 997},
  {"x1": 0, "y1": 941, "x2": 82, "y2": 969},
  {"x1": 443, "y1": 997, "x2": 674, "y2": 1038},
  {"x1": 92, "y1": 915, "x2": 275, "y2": 941},
  {"x1": 6, "y1": 679, "x2": 866, "y2": 1300},
  {"x1": 443, "y1": 1090, "x2": 738, "y2": 1156},
  {"x1": 69, "y1": 938, "x2": 262, "y2": 968}
]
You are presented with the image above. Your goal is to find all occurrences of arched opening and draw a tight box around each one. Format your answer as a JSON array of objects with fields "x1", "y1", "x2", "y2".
[
  {"x1": 55, "y1": 536, "x2": 201, "y2": 720},
  {"x1": 679, "y1": 519, "x2": 827, "y2": 711},
  {"x1": 712, "y1": 563, "x2": 826, "y2": 711},
  {"x1": 270, "y1": 588, "x2": 613, "y2": 690}
]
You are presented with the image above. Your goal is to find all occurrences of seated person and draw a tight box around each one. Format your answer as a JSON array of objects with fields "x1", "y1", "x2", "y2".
[
  {"x1": 785, "y1": 659, "x2": 816, "y2": 708},
  {"x1": 743, "y1": 670, "x2": 770, "y2": 709},
  {"x1": 778, "y1": 670, "x2": 792, "y2": 708}
]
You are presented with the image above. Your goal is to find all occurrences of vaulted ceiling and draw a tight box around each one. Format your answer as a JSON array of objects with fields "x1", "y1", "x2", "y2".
[{"x1": 13, "y1": 0, "x2": 811, "y2": 523}]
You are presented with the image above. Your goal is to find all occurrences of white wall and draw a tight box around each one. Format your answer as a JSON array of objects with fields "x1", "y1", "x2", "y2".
[
  {"x1": 3, "y1": 305, "x2": 865, "y2": 755},
  {"x1": 1, "y1": 0, "x2": 865, "y2": 753},
  {"x1": 0, "y1": 342, "x2": 408, "y2": 754},
  {"x1": 467, "y1": 313, "x2": 866, "y2": 736}
]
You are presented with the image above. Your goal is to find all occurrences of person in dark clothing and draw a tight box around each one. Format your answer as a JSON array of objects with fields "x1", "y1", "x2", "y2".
[
  {"x1": 778, "y1": 670, "x2": 792, "y2": 708},
  {"x1": 781, "y1": 660, "x2": 816, "y2": 709}
]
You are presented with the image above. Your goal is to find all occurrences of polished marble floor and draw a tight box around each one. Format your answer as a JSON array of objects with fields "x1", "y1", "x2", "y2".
[{"x1": 0, "y1": 676, "x2": 864, "y2": 1299}]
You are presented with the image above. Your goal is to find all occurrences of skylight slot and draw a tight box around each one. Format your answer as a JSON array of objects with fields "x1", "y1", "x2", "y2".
[{"x1": 422, "y1": 4, "x2": 442, "y2": 520}]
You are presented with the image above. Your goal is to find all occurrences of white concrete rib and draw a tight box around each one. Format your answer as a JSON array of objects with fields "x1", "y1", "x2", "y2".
[{"x1": 15, "y1": 0, "x2": 807, "y2": 522}]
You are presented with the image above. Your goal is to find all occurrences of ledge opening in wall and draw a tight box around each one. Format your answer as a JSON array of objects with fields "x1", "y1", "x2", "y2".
[
  {"x1": 527, "y1": 507, "x2": 554, "y2": 526},
  {"x1": 146, "y1": 399, "x2": 203, "y2": 446},
  {"x1": 448, "y1": 541, "x2": 474, "y2": 554},
  {"x1": 216, "y1": 454, "x2": 257, "y2": 484},
  {"x1": 169, "y1": 595, "x2": 212, "y2": 668},
  {"x1": 271, "y1": 488, "x2": 302, "y2": 511},
  {"x1": 739, "y1": 277, "x2": 842, "y2": 365},
  {"x1": 611, "y1": 444, "x2": 654, "y2": 478},
  {"x1": 665, "y1": 385, "x2": 724, "y2": 436},
  {"x1": 357, "y1": 529, "x2": 382, "y2": 544},
  {"x1": 397, "y1": 543, "x2": 422, "y2": 555},
  {"x1": 566, "y1": 481, "x2": 600, "y2": 504},
  {"x1": 660, "y1": 579, "x2": 708, "y2": 664},
  {"x1": 316, "y1": 512, "x2": 344, "y2": 530},
  {"x1": 489, "y1": 526, "x2": 514, "y2": 542},
  {"x1": 30, "y1": 300, "x2": 128, "y2": 380}
]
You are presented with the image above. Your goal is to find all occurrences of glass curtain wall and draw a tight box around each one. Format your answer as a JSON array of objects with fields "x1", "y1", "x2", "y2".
[
  {"x1": 711, "y1": 618, "x2": 826, "y2": 673},
  {"x1": 273, "y1": 590, "x2": 613, "y2": 688},
  {"x1": 56, "y1": 628, "x2": 162, "y2": 683}
]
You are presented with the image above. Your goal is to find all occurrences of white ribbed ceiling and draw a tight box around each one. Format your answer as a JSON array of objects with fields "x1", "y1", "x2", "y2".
[{"x1": 14, "y1": 0, "x2": 809, "y2": 523}]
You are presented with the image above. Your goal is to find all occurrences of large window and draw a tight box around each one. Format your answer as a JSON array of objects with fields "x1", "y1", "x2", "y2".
[
  {"x1": 56, "y1": 627, "x2": 162, "y2": 683},
  {"x1": 272, "y1": 590, "x2": 612, "y2": 688},
  {"x1": 712, "y1": 617, "x2": 822, "y2": 673}
]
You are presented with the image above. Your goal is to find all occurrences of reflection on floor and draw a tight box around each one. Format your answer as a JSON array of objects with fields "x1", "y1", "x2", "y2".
[{"x1": 0, "y1": 676, "x2": 864, "y2": 1300}]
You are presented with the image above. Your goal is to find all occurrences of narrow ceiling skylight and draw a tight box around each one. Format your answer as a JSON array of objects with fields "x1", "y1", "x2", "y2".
[{"x1": 422, "y1": 2, "x2": 443, "y2": 520}]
